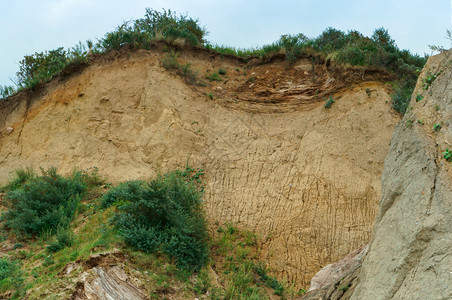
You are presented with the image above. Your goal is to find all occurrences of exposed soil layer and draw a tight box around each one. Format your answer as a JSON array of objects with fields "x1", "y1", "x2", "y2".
[{"x1": 0, "y1": 46, "x2": 399, "y2": 287}]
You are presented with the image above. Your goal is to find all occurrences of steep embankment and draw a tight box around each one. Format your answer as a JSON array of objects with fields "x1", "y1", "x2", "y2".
[
  {"x1": 0, "y1": 47, "x2": 399, "y2": 287},
  {"x1": 302, "y1": 49, "x2": 452, "y2": 299}
]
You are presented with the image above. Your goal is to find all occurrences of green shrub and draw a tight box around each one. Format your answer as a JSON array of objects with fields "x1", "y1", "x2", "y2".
[
  {"x1": 14, "y1": 42, "x2": 90, "y2": 90},
  {"x1": 73, "y1": 167, "x2": 105, "y2": 187},
  {"x1": 97, "y1": 8, "x2": 206, "y2": 51},
  {"x1": 16, "y1": 47, "x2": 69, "y2": 88},
  {"x1": 102, "y1": 168, "x2": 208, "y2": 270},
  {"x1": 392, "y1": 79, "x2": 416, "y2": 114},
  {"x1": 161, "y1": 51, "x2": 181, "y2": 70},
  {"x1": 218, "y1": 68, "x2": 227, "y2": 75},
  {"x1": 101, "y1": 180, "x2": 145, "y2": 209},
  {"x1": 1, "y1": 167, "x2": 36, "y2": 192},
  {"x1": 4, "y1": 167, "x2": 86, "y2": 237},
  {"x1": 137, "y1": 8, "x2": 206, "y2": 46},
  {"x1": 254, "y1": 262, "x2": 285, "y2": 296},
  {"x1": 96, "y1": 22, "x2": 152, "y2": 52},
  {"x1": 46, "y1": 229, "x2": 74, "y2": 253},
  {"x1": 0, "y1": 257, "x2": 24, "y2": 296}
]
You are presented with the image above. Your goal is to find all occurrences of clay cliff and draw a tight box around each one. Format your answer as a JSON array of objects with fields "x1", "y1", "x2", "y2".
[{"x1": 0, "y1": 46, "x2": 400, "y2": 287}]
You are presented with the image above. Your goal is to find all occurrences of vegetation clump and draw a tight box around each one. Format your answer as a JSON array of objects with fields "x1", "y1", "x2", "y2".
[
  {"x1": 205, "y1": 72, "x2": 222, "y2": 82},
  {"x1": 161, "y1": 51, "x2": 200, "y2": 84},
  {"x1": 3, "y1": 168, "x2": 87, "y2": 237},
  {"x1": 324, "y1": 95, "x2": 335, "y2": 108},
  {"x1": 0, "y1": 257, "x2": 24, "y2": 298},
  {"x1": 423, "y1": 72, "x2": 440, "y2": 90},
  {"x1": 443, "y1": 149, "x2": 452, "y2": 162},
  {"x1": 101, "y1": 167, "x2": 209, "y2": 271},
  {"x1": 0, "y1": 166, "x2": 305, "y2": 298},
  {"x1": 46, "y1": 229, "x2": 75, "y2": 253},
  {"x1": 0, "y1": 8, "x2": 426, "y2": 117}
]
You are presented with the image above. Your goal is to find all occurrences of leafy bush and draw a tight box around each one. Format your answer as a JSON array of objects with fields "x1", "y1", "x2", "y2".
[
  {"x1": 73, "y1": 167, "x2": 105, "y2": 187},
  {"x1": 137, "y1": 8, "x2": 207, "y2": 46},
  {"x1": 97, "y1": 8, "x2": 206, "y2": 52},
  {"x1": 96, "y1": 22, "x2": 152, "y2": 52},
  {"x1": 46, "y1": 229, "x2": 74, "y2": 253},
  {"x1": 100, "y1": 180, "x2": 145, "y2": 209},
  {"x1": 392, "y1": 79, "x2": 416, "y2": 114},
  {"x1": 16, "y1": 47, "x2": 69, "y2": 88},
  {"x1": 14, "y1": 42, "x2": 90, "y2": 90},
  {"x1": 102, "y1": 168, "x2": 209, "y2": 270},
  {"x1": 1, "y1": 167, "x2": 36, "y2": 192},
  {"x1": 4, "y1": 167, "x2": 86, "y2": 237},
  {"x1": 0, "y1": 257, "x2": 24, "y2": 296}
]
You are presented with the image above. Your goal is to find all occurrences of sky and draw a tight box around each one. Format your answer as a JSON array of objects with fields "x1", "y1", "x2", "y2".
[{"x1": 0, "y1": 0, "x2": 451, "y2": 87}]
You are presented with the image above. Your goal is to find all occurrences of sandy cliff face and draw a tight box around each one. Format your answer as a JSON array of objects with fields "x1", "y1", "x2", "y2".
[
  {"x1": 348, "y1": 49, "x2": 452, "y2": 299},
  {"x1": 0, "y1": 48, "x2": 399, "y2": 286}
]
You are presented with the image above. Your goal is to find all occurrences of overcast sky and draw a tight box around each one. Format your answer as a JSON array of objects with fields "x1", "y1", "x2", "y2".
[{"x1": 0, "y1": 0, "x2": 451, "y2": 87}]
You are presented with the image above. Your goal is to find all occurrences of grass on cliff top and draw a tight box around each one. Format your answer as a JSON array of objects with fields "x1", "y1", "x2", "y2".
[
  {"x1": 0, "y1": 167, "x2": 299, "y2": 299},
  {"x1": 0, "y1": 8, "x2": 426, "y2": 115}
]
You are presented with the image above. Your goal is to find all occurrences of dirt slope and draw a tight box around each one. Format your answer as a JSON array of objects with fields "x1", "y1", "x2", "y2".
[{"x1": 0, "y1": 47, "x2": 399, "y2": 287}]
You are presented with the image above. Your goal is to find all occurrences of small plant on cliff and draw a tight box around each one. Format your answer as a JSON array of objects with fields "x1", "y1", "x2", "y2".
[
  {"x1": 161, "y1": 51, "x2": 200, "y2": 85},
  {"x1": 416, "y1": 94, "x2": 424, "y2": 102},
  {"x1": 405, "y1": 119, "x2": 414, "y2": 128},
  {"x1": 324, "y1": 95, "x2": 335, "y2": 108},
  {"x1": 433, "y1": 123, "x2": 442, "y2": 132},
  {"x1": 205, "y1": 72, "x2": 222, "y2": 82},
  {"x1": 101, "y1": 167, "x2": 209, "y2": 271},
  {"x1": 443, "y1": 149, "x2": 452, "y2": 162},
  {"x1": 423, "y1": 72, "x2": 440, "y2": 90}
]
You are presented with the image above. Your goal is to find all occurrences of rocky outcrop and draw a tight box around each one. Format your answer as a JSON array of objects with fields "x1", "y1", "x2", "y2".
[
  {"x1": 307, "y1": 244, "x2": 368, "y2": 292},
  {"x1": 349, "y1": 49, "x2": 452, "y2": 300},
  {"x1": 0, "y1": 49, "x2": 399, "y2": 287},
  {"x1": 67, "y1": 252, "x2": 148, "y2": 300}
]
